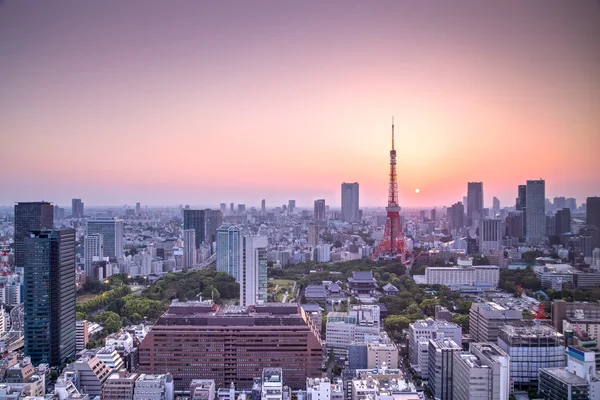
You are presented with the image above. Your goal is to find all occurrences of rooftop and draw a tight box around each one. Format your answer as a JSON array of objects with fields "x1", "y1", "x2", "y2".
[{"x1": 540, "y1": 368, "x2": 589, "y2": 386}]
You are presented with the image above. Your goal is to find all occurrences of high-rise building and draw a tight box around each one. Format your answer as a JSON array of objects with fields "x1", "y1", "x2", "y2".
[
  {"x1": 505, "y1": 211, "x2": 524, "y2": 240},
  {"x1": 526, "y1": 179, "x2": 546, "y2": 245},
  {"x1": 53, "y1": 205, "x2": 65, "y2": 221},
  {"x1": 24, "y1": 229, "x2": 76, "y2": 366},
  {"x1": 427, "y1": 338, "x2": 462, "y2": 400},
  {"x1": 216, "y1": 225, "x2": 242, "y2": 279},
  {"x1": 238, "y1": 204, "x2": 246, "y2": 213},
  {"x1": 341, "y1": 182, "x2": 360, "y2": 223},
  {"x1": 183, "y1": 229, "x2": 197, "y2": 271},
  {"x1": 72, "y1": 198, "x2": 84, "y2": 218},
  {"x1": 84, "y1": 233, "x2": 104, "y2": 278},
  {"x1": 314, "y1": 199, "x2": 326, "y2": 221},
  {"x1": 288, "y1": 200, "x2": 296, "y2": 214},
  {"x1": 587, "y1": 197, "x2": 600, "y2": 249},
  {"x1": 469, "y1": 302, "x2": 522, "y2": 343},
  {"x1": 138, "y1": 303, "x2": 322, "y2": 391},
  {"x1": 449, "y1": 202, "x2": 464, "y2": 231},
  {"x1": 555, "y1": 207, "x2": 571, "y2": 236},
  {"x1": 239, "y1": 235, "x2": 268, "y2": 307},
  {"x1": 467, "y1": 182, "x2": 484, "y2": 226},
  {"x1": 308, "y1": 224, "x2": 319, "y2": 247},
  {"x1": 261, "y1": 199, "x2": 266, "y2": 213},
  {"x1": 230, "y1": 203, "x2": 234, "y2": 213},
  {"x1": 87, "y1": 217, "x2": 124, "y2": 262},
  {"x1": 183, "y1": 209, "x2": 222, "y2": 250},
  {"x1": 220, "y1": 203, "x2": 227, "y2": 215},
  {"x1": 408, "y1": 319, "x2": 462, "y2": 379},
  {"x1": 452, "y1": 343, "x2": 510, "y2": 400},
  {"x1": 492, "y1": 197, "x2": 500, "y2": 213},
  {"x1": 76, "y1": 320, "x2": 89, "y2": 352},
  {"x1": 516, "y1": 184, "x2": 527, "y2": 237},
  {"x1": 479, "y1": 219, "x2": 503, "y2": 253},
  {"x1": 135, "y1": 202, "x2": 141, "y2": 215},
  {"x1": 430, "y1": 208, "x2": 436, "y2": 222},
  {"x1": 14, "y1": 202, "x2": 54, "y2": 268}
]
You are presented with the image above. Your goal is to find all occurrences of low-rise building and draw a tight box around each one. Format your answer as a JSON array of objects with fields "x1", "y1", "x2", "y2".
[
  {"x1": 101, "y1": 370, "x2": 138, "y2": 400},
  {"x1": 427, "y1": 339, "x2": 462, "y2": 400},
  {"x1": 189, "y1": 379, "x2": 215, "y2": 400},
  {"x1": 261, "y1": 369, "x2": 283, "y2": 400},
  {"x1": 75, "y1": 321, "x2": 88, "y2": 352},
  {"x1": 62, "y1": 356, "x2": 112, "y2": 397},
  {"x1": 133, "y1": 374, "x2": 174, "y2": 400}
]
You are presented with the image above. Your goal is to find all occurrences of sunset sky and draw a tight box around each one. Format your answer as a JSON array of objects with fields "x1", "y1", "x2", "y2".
[{"x1": 1, "y1": 1, "x2": 599, "y2": 209}]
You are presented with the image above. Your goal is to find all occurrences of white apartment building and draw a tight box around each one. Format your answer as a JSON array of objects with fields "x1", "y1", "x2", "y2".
[
  {"x1": 408, "y1": 319, "x2": 462, "y2": 379},
  {"x1": 326, "y1": 306, "x2": 380, "y2": 355},
  {"x1": 424, "y1": 266, "x2": 499, "y2": 288},
  {"x1": 83, "y1": 234, "x2": 103, "y2": 278},
  {"x1": 134, "y1": 374, "x2": 174, "y2": 400},
  {"x1": 261, "y1": 369, "x2": 283, "y2": 400}
]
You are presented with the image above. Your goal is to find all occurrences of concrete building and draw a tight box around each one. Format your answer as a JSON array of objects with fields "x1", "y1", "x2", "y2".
[
  {"x1": 72, "y1": 199, "x2": 84, "y2": 218},
  {"x1": 526, "y1": 180, "x2": 546, "y2": 245},
  {"x1": 341, "y1": 183, "x2": 360, "y2": 223},
  {"x1": 261, "y1": 368, "x2": 283, "y2": 400},
  {"x1": 239, "y1": 236, "x2": 268, "y2": 307},
  {"x1": 497, "y1": 322, "x2": 564, "y2": 389},
  {"x1": 367, "y1": 341, "x2": 398, "y2": 370},
  {"x1": 183, "y1": 209, "x2": 222, "y2": 250},
  {"x1": 63, "y1": 356, "x2": 112, "y2": 397},
  {"x1": 14, "y1": 202, "x2": 54, "y2": 268},
  {"x1": 314, "y1": 200, "x2": 326, "y2": 221},
  {"x1": 308, "y1": 224, "x2": 319, "y2": 247},
  {"x1": 101, "y1": 370, "x2": 139, "y2": 400},
  {"x1": 83, "y1": 234, "x2": 103, "y2": 278},
  {"x1": 87, "y1": 218, "x2": 124, "y2": 262},
  {"x1": 539, "y1": 346, "x2": 600, "y2": 400},
  {"x1": 138, "y1": 303, "x2": 322, "y2": 391},
  {"x1": 190, "y1": 379, "x2": 216, "y2": 400},
  {"x1": 469, "y1": 302, "x2": 522, "y2": 343},
  {"x1": 467, "y1": 182, "x2": 484, "y2": 227},
  {"x1": 349, "y1": 369, "x2": 418, "y2": 400},
  {"x1": 423, "y1": 266, "x2": 499, "y2": 288},
  {"x1": 96, "y1": 347, "x2": 125, "y2": 372},
  {"x1": 326, "y1": 306, "x2": 380, "y2": 355},
  {"x1": 216, "y1": 225, "x2": 242, "y2": 279},
  {"x1": 452, "y1": 343, "x2": 510, "y2": 400},
  {"x1": 552, "y1": 300, "x2": 600, "y2": 333},
  {"x1": 408, "y1": 319, "x2": 462, "y2": 379},
  {"x1": 133, "y1": 374, "x2": 174, "y2": 400},
  {"x1": 479, "y1": 219, "x2": 503, "y2": 253},
  {"x1": 183, "y1": 229, "x2": 196, "y2": 271},
  {"x1": 427, "y1": 338, "x2": 462, "y2": 400},
  {"x1": 76, "y1": 320, "x2": 88, "y2": 352}
]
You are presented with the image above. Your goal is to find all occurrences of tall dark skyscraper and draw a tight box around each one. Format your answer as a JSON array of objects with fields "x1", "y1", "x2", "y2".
[
  {"x1": 183, "y1": 209, "x2": 223, "y2": 249},
  {"x1": 14, "y1": 202, "x2": 54, "y2": 268},
  {"x1": 526, "y1": 179, "x2": 546, "y2": 245},
  {"x1": 341, "y1": 182, "x2": 360, "y2": 223},
  {"x1": 24, "y1": 229, "x2": 76, "y2": 366},
  {"x1": 314, "y1": 199, "x2": 326, "y2": 221},
  {"x1": 516, "y1": 184, "x2": 527, "y2": 237},
  {"x1": 467, "y1": 182, "x2": 483, "y2": 226},
  {"x1": 71, "y1": 198, "x2": 84, "y2": 218},
  {"x1": 449, "y1": 202, "x2": 464, "y2": 230},
  {"x1": 587, "y1": 197, "x2": 600, "y2": 248},
  {"x1": 555, "y1": 208, "x2": 571, "y2": 236},
  {"x1": 261, "y1": 199, "x2": 266, "y2": 213}
]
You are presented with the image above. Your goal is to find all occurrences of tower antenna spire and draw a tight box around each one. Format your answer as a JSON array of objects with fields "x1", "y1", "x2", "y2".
[{"x1": 392, "y1": 116, "x2": 395, "y2": 150}]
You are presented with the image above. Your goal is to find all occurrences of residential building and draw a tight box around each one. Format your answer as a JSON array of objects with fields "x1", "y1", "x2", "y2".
[
  {"x1": 306, "y1": 377, "x2": 338, "y2": 400},
  {"x1": 183, "y1": 229, "x2": 196, "y2": 271},
  {"x1": 526, "y1": 180, "x2": 546, "y2": 245},
  {"x1": 216, "y1": 225, "x2": 241, "y2": 279},
  {"x1": 408, "y1": 319, "x2": 462, "y2": 379},
  {"x1": 96, "y1": 347, "x2": 125, "y2": 372},
  {"x1": 87, "y1": 218, "x2": 124, "y2": 262},
  {"x1": 83, "y1": 234, "x2": 103, "y2": 278},
  {"x1": 14, "y1": 202, "x2": 54, "y2": 268},
  {"x1": 76, "y1": 320, "x2": 88, "y2": 352},
  {"x1": 308, "y1": 224, "x2": 319, "y2": 247},
  {"x1": 497, "y1": 322, "x2": 565, "y2": 389},
  {"x1": 467, "y1": 182, "x2": 484, "y2": 227},
  {"x1": 72, "y1": 199, "x2": 84, "y2": 218},
  {"x1": 427, "y1": 338, "x2": 462, "y2": 400},
  {"x1": 133, "y1": 374, "x2": 174, "y2": 400},
  {"x1": 469, "y1": 302, "x2": 522, "y2": 343},
  {"x1": 190, "y1": 379, "x2": 215, "y2": 400},
  {"x1": 349, "y1": 369, "x2": 418, "y2": 400},
  {"x1": 138, "y1": 303, "x2": 322, "y2": 391},
  {"x1": 261, "y1": 368, "x2": 283, "y2": 400},
  {"x1": 102, "y1": 370, "x2": 138, "y2": 400},
  {"x1": 452, "y1": 342, "x2": 510, "y2": 400},
  {"x1": 341, "y1": 183, "x2": 360, "y2": 223},
  {"x1": 314, "y1": 200, "x2": 326, "y2": 221},
  {"x1": 326, "y1": 306, "x2": 380, "y2": 355},
  {"x1": 24, "y1": 229, "x2": 76, "y2": 366},
  {"x1": 63, "y1": 356, "x2": 112, "y2": 397},
  {"x1": 366, "y1": 341, "x2": 398, "y2": 370},
  {"x1": 183, "y1": 209, "x2": 222, "y2": 249}
]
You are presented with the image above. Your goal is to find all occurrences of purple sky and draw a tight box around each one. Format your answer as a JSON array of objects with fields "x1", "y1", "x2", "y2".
[{"x1": 1, "y1": 1, "x2": 599, "y2": 208}]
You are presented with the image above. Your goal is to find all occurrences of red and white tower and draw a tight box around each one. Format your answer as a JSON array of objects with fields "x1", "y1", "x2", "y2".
[{"x1": 373, "y1": 118, "x2": 408, "y2": 262}]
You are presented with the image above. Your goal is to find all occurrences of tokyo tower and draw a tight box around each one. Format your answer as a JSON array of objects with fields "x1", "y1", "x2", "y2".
[{"x1": 372, "y1": 118, "x2": 408, "y2": 262}]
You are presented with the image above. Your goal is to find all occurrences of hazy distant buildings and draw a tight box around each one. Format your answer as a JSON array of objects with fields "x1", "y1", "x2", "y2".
[
  {"x1": 314, "y1": 199, "x2": 326, "y2": 221},
  {"x1": 238, "y1": 204, "x2": 246, "y2": 213},
  {"x1": 84, "y1": 233, "x2": 104, "y2": 278},
  {"x1": 261, "y1": 199, "x2": 266, "y2": 213},
  {"x1": 72, "y1": 198, "x2": 84, "y2": 218},
  {"x1": 308, "y1": 224, "x2": 319, "y2": 247},
  {"x1": 14, "y1": 201, "x2": 54, "y2": 268},
  {"x1": 467, "y1": 182, "x2": 483, "y2": 227},
  {"x1": 526, "y1": 179, "x2": 546, "y2": 245},
  {"x1": 449, "y1": 202, "x2": 464, "y2": 231},
  {"x1": 341, "y1": 182, "x2": 360, "y2": 223},
  {"x1": 87, "y1": 217, "x2": 124, "y2": 262},
  {"x1": 555, "y1": 207, "x2": 571, "y2": 236},
  {"x1": 288, "y1": 200, "x2": 296, "y2": 214},
  {"x1": 183, "y1": 229, "x2": 197, "y2": 271},
  {"x1": 183, "y1": 209, "x2": 222, "y2": 249},
  {"x1": 492, "y1": 197, "x2": 500, "y2": 213},
  {"x1": 24, "y1": 229, "x2": 76, "y2": 366}
]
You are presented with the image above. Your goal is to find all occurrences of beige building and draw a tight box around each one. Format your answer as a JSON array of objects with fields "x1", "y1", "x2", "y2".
[
  {"x1": 366, "y1": 342, "x2": 398, "y2": 370},
  {"x1": 102, "y1": 370, "x2": 138, "y2": 400}
]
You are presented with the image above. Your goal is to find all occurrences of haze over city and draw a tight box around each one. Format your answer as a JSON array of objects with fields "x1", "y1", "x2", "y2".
[{"x1": 1, "y1": 0, "x2": 599, "y2": 208}]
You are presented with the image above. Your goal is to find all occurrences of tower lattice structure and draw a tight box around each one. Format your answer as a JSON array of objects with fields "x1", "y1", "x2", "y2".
[{"x1": 373, "y1": 118, "x2": 408, "y2": 262}]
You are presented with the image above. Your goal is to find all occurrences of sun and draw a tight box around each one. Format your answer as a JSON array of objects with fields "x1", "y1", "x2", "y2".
[{"x1": 415, "y1": 188, "x2": 420, "y2": 194}]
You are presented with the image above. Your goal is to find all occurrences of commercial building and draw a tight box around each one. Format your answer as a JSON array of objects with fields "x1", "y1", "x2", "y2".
[
  {"x1": 314, "y1": 200, "x2": 326, "y2": 221},
  {"x1": 183, "y1": 209, "x2": 222, "y2": 249},
  {"x1": 102, "y1": 370, "x2": 139, "y2": 400},
  {"x1": 216, "y1": 225, "x2": 242, "y2": 279},
  {"x1": 366, "y1": 340, "x2": 399, "y2": 370},
  {"x1": 183, "y1": 229, "x2": 196, "y2": 271},
  {"x1": 83, "y1": 234, "x2": 103, "y2": 278},
  {"x1": 190, "y1": 379, "x2": 216, "y2": 400},
  {"x1": 588, "y1": 197, "x2": 600, "y2": 249},
  {"x1": 408, "y1": 319, "x2": 462, "y2": 379},
  {"x1": 452, "y1": 343, "x2": 510, "y2": 400},
  {"x1": 423, "y1": 266, "x2": 499, "y2": 289},
  {"x1": 539, "y1": 346, "x2": 600, "y2": 400},
  {"x1": 526, "y1": 180, "x2": 546, "y2": 245},
  {"x1": 449, "y1": 202, "x2": 465, "y2": 231},
  {"x1": 552, "y1": 300, "x2": 600, "y2": 333},
  {"x1": 239, "y1": 236, "x2": 268, "y2": 307},
  {"x1": 534, "y1": 264, "x2": 574, "y2": 290},
  {"x1": 325, "y1": 306, "x2": 380, "y2": 355},
  {"x1": 72, "y1": 198, "x2": 84, "y2": 218},
  {"x1": 497, "y1": 322, "x2": 565, "y2": 389},
  {"x1": 14, "y1": 201, "x2": 54, "y2": 268},
  {"x1": 133, "y1": 374, "x2": 174, "y2": 400},
  {"x1": 349, "y1": 369, "x2": 418, "y2": 400},
  {"x1": 24, "y1": 229, "x2": 76, "y2": 366},
  {"x1": 341, "y1": 183, "x2": 360, "y2": 223},
  {"x1": 479, "y1": 219, "x2": 503, "y2": 253},
  {"x1": 469, "y1": 302, "x2": 522, "y2": 343},
  {"x1": 467, "y1": 182, "x2": 484, "y2": 227},
  {"x1": 138, "y1": 302, "x2": 322, "y2": 391},
  {"x1": 63, "y1": 356, "x2": 112, "y2": 397},
  {"x1": 87, "y1": 217, "x2": 124, "y2": 262},
  {"x1": 305, "y1": 377, "x2": 343, "y2": 400},
  {"x1": 427, "y1": 338, "x2": 462, "y2": 400}
]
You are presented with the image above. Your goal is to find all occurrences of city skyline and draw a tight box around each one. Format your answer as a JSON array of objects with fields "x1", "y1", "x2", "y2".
[{"x1": 1, "y1": 1, "x2": 599, "y2": 208}]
